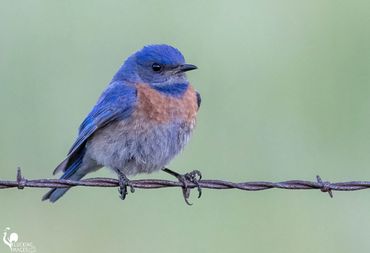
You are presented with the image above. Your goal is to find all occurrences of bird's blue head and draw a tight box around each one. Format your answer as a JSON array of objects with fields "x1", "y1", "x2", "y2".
[{"x1": 112, "y1": 44, "x2": 197, "y2": 87}]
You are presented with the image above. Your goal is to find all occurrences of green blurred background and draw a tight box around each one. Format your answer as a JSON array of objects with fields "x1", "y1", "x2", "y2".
[{"x1": 1, "y1": 0, "x2": 370, "y2": 252}]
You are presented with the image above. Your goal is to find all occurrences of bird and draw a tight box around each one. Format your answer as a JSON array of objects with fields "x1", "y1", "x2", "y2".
[{"x1": 42, "y1": 44, "x2": 201, "y2": 204}]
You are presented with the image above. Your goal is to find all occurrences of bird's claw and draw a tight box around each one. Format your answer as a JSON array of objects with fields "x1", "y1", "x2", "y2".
[
  {"x1": 163, "y1": 168, "x2": 202, "y2": 205},
  {"x1": 117, "y1": 173, "x2": 135, "y2": 200},
  {"x1": 184, "y1": 170, "x2": 202, "y2": 199}
]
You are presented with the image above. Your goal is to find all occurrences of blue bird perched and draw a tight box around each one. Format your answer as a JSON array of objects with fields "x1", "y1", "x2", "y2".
[{"x1": 42, "y1": 44, "x2": 201, "y2": 204}]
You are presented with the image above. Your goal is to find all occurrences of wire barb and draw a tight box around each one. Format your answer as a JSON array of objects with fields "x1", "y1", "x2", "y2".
[
  {"x1": 16, "y1": 167, "x2": 27, "y2": 190},
  {"x1": 316, "y1": 175, "x2": 333, "y2": 198}
]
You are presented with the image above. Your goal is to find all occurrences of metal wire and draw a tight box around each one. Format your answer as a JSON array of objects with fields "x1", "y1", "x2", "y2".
[{"x1": 2, "y1": 168, "x2": 370, "y2": 199}]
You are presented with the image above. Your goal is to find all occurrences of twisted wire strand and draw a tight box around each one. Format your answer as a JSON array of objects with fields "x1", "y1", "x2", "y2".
[{"x1": 1, "y1": 168, "x2": 370, "y2": 198}]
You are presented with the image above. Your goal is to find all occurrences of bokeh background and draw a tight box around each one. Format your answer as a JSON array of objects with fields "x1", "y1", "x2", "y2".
[{"x1": 1, "y1": 0, "x2": 370, "y2": 252}]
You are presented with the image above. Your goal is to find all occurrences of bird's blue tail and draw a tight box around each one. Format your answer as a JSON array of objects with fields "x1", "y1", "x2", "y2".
[{"x1": 42, "y1": 155, "x2": 85, "y2": 203}]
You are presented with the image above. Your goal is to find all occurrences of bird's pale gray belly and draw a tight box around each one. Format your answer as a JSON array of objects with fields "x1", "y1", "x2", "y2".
[{"x1": 85, "y1": 117, "x2": 195, "y2": 176}]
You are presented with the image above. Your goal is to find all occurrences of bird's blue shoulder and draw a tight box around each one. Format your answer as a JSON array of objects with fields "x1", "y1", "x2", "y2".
[
  {"x1": 70, "y1": 81, "x2": 137, "y2": 155},
  {"x1": 196, "y1": 91, "x2": 201, "y2": 109},
  {"x1": 54, "y1": 81, "x2": 137, "y2": 175}
]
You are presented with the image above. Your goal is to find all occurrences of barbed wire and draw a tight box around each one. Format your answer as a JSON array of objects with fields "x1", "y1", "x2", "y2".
[{"x1": 2, "y1": 168, "x2": 370, "y2": 201}]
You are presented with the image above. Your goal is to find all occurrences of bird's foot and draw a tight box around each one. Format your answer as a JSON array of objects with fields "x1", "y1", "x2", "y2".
[
  {"x1": 117, "y1": 172, "x2": 135, "y2": 200},
  {"x1": 162, "y1": 168, "x2": 202, "y2": 205}
]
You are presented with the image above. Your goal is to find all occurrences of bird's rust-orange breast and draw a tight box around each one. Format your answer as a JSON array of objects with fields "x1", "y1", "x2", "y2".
[{"x1": 135, "y1": 83, "x2": 198, "y2": 124}]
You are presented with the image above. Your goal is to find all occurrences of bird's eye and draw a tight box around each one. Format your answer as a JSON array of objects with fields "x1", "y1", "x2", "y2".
[{"x1": 152, "y1": 63, "x2": 162, "y2": 72}]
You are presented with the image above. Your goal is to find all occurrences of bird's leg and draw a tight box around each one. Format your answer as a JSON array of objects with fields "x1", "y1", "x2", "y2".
[
  {"x1": 162, "y1": 168, "x2": 202, "y2": 205},
  {"x1": 117, "y1": 171, "x2": 135, "y2": 200}
]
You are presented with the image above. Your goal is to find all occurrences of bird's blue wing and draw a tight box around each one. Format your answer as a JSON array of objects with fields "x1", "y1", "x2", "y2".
[{"x1": 53, "y1": 82, "x2": 137, "y2": 175}]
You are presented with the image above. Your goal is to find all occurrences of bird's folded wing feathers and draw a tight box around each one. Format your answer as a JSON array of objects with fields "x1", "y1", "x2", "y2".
[{"x1": 53, "y1": 82, "x2": 137, "y2": 175}]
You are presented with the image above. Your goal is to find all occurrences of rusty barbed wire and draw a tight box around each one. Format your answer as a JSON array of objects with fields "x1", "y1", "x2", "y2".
[{"x1": 2, "y1": 168, "x2": 370, "y2": 199}]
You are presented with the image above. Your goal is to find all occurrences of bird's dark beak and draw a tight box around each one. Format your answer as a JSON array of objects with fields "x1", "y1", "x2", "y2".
[{"x1": 178, "y1": 64, "x2": 198, "y2": 73}]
